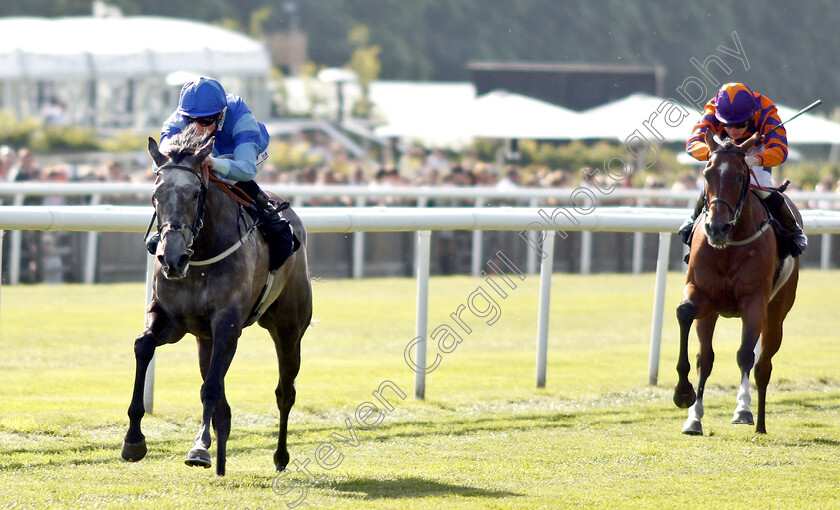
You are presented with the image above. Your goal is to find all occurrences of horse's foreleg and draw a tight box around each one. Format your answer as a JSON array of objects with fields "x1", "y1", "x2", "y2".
[
  {"x1": 186, "y1": 320, "x2": 240, "y2": 475},
  {"x1": 122, "y1": 304, "x2": 181, "y2": 462},
  {"x1": 731, "y1": 368, "x2": 755, "y2": 425},
  {"x1": 121, "y1": 331, "x2": 157, "y2": 462},
  {"x1": 674, "y1": 299, "x2": 697, "y2": 408},
  {"x1": 191, "y1": 338, "x2": 232, "y2": 476},
  {"x1": 683, "y1": 314, "x2": 717, "y2": 435},
  {"x1": 734, "y1": 298, "x2": 766, "y2": 430}
]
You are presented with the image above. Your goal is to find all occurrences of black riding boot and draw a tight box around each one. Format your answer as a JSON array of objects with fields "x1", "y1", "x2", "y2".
[
  {"x1": 678, "y1": 190, "x2": 705, "y2": 246},
  {"x1": 146, "y1": 232, "x2": 160, "y2": 255},
  {"x1": 761, "y1": 191, "x2": 807, "y2": 257},
  {"x1": 236, "y1": 181, "x2": 299, "y2": 271}
]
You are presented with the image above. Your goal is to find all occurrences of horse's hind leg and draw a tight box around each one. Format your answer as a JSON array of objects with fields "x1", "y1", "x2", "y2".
[
  {"x1": 271, "y1": 327, "x2": 302, "y2": 472},
  {"x1": 754, "y1": 306, "x2": 787, "y2": 434},
  {"x1": 683, "y1": 314, "x2": 717, "y2": 435},
  {"x1": 262, "y1": 297, "x2": 310, "y2": 472},
  {"x1": 122, "y1": 303, "x2": 183, "y2": 462}
]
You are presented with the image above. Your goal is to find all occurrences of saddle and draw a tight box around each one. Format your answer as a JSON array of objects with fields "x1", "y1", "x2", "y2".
[
  {"x1": 243, "y1": 200, "x2": 300, "y2": 272},
  {"x1": 755, "y1": 183, "x2": 796, "y2": 262}
]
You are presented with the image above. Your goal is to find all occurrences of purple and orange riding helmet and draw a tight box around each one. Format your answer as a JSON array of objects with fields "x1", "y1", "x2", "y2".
[{"x1": 714, "y1": 83, "x2": 758, "y2": 124}]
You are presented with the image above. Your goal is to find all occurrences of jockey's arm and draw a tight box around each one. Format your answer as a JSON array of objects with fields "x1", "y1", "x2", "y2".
[{"x1": 209, "y1": 142, "x2": 260, "y2": 182}]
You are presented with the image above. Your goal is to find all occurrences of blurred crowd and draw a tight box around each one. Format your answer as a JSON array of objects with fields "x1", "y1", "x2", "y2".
[
  {"x1": 2, "y1": 139, "x2": 840, "y2": 212},
  {"x1": 2, "y1": 139, "x2": 840, "y2": 284}
]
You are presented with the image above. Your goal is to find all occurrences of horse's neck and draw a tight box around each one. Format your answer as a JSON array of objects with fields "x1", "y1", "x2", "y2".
[
  {"x1": 194, "y1": 184, "x2": 243, "y2": 252},
  {"x1": 734, "y1": 191, "x2": 765, "y2": 235}
]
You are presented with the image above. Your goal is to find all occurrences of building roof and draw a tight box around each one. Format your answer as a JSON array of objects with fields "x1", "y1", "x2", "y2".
[{"x1": 0, "y1": 16, "x2": 270, "y2": 79}]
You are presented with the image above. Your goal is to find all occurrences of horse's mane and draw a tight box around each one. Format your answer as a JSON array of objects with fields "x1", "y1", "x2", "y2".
[
  {"x1": 161, "y1": 124, "x2": 209, "y2": 163},
  {"x1": 720, "y1": 138, "x2": 737, "y2": 150}
]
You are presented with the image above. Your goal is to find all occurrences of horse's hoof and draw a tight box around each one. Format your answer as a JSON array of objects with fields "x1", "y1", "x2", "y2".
[
  {"x1": 185, "y1": 448, "x2": 212, "y2": 468},
  {"x1": 673, "y1": 386, "x2": 697, "y2": 409},
  {"x1": 731, "y1": 410, "x2": 754, "y2": 425},
  {"x1": 121, "y1": 439, "x2": 147, "y2": 462},
  {"x1": 274, "y1": 451, "x2": 290, "y2": 472},
  {"x1": 681, "y1": 418, "x2": 703, "y2": 435}
]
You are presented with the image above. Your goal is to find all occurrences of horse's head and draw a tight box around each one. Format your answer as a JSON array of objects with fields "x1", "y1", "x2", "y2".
[
  {"x1": 148, "y1": 127, "x2": 214, "y2": 279},
  {"x1": 701, "y1": 129, "x2": 760, "y2": 247}
]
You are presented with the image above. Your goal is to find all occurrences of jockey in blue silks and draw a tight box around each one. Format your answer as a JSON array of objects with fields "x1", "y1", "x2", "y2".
[{"x1": 147, "y1": 76, "x2": 296, "y2": 270}]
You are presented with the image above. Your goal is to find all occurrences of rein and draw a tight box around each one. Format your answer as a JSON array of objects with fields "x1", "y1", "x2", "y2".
[{"x1": 208, "y1": 173, "x2": 255, "y2": 208}]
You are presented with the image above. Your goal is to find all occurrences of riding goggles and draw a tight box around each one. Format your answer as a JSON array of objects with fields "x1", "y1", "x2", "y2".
[
  {"x1": 722, "y1": 120, "x2": 748, "y2": 129},
  {"x1": 185, "y1": 114, "x2": 220, "y2": 126}
]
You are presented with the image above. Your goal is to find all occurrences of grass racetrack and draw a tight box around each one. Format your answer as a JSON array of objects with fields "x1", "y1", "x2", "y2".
[{"x1": 0, "y1": 270, "x2": 838, "y2": 509}]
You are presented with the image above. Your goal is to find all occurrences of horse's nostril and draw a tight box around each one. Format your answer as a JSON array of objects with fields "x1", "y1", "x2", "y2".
[{"x1": 177, "y1": 254, "x2": 190, "y2": 270}]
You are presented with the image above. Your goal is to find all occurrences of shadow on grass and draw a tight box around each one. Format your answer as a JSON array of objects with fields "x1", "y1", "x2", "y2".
[{"x1": 326, "y1": 476, "x2": 521, "y2": 499}]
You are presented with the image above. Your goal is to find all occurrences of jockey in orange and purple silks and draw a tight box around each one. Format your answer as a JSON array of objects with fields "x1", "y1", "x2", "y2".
[{"x1": 678, "y1": 83, "x2": 807, "y2": 257}]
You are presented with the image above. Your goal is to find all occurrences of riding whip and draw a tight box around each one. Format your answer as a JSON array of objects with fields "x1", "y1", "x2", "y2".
[{"x1": 758, "y1": 99, "x2": 822, "y2": 142}]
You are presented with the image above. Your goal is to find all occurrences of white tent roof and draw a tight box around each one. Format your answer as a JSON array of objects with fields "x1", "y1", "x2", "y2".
[
  {"x1": 465, "y1": 90, "x2": 585, "y2": 139},
  {"x1": 775, "y1": 104, "x2": 840, "y2": 145},
  {"x1": 373, "y1": 86, "x2": 587, "y2": 145},
  {"x1": 0, "y1": 16, "x2": 271, "y2": 79},
  {"x1": 577, "y1": 93, "x2": 697, "y2": 143},
  {"x1": 371, "y1": 81, "x2": 477, "y2": 147}
]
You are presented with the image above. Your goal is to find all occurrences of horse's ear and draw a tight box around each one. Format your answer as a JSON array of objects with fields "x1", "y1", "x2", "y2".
[
  {"x1": 738, "y1": 132, "x2": 762, "y2": 152},
  {"x1": 196, "y1": 135, "x2": 215, "y2": 162},
  {"x1": 704, "y1": 129, "x2": 719, "y2": 153},
  {"x1": 148, "y1": 137, "x2": 168, "y2": 167}
]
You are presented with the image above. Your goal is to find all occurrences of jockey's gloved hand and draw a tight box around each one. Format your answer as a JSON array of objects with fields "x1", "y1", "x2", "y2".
[{"x1": 745, "y1": 155, "x2": 759, "y2": 167}]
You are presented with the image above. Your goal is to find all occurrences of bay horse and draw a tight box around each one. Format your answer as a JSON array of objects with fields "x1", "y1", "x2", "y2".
[
  {"x1": 121, "y1": 126, "x2": 312, "y2": 476},
  {"x1": 673, "y1": 130, "x2": 799, "y2": 435}
]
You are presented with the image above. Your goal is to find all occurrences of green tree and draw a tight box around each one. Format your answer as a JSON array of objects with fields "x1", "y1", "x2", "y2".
[{"x1": 347, "y1": 25, "x2": 381, "y2": 119}]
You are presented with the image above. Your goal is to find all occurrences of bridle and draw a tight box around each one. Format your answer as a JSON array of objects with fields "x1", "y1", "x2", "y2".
[
  {"x1": 147, "y1": 161, "x2": 260, "y2": 267},
  {"x1": 149, "y1": 163, "x2": 208, "y2": 256},
  {"x1": 702, "y1": 146, "x2": 772, "y2": 247},
  {"x1": 704, "y1": 147, "x2": 751, "y2": 228}
]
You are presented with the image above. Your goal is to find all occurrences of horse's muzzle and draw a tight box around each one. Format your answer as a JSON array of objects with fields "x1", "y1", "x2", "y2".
[
  {"x1": 704, "y1": 220, "x2": 731, "y2": 248},
  {"x1": 158, "y1": 235, "x2": 192, "y2": 279},
  {"x1": 159, "y1": 253, "x2": 190, "y2": 279}
]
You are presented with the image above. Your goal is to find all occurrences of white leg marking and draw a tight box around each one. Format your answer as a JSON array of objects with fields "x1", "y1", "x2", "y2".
[
  {"x1": 683, "y1": 395, "x2": 704, "y2": 434},
  {"x1": 688, "y1": 395, "x2": 705, "y2": 422},
  {"x1": 732, "y1": 371, "x2": 755, "y2": 425},
  {"x1": 735, "y1": 371, "x2": 751, "y2": 414}
]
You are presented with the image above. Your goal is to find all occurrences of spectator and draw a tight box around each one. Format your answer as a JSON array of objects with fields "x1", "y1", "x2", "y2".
[
  {"x1": 424, "y1": 148, "x2": 450, "y2": 172},
  {"x1": 810, "y1": 176, "x2": 836, "y2": 210},
  {"x1": 0, "y1": 145, "x2": 16, "y2": 182},
  {"x1": 9, "y1": 148, "x2": 41, "y2": 183}
]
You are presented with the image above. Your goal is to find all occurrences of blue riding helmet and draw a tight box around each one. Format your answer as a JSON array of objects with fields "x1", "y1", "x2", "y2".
[
  {"x1": 177, "y1": 77, "x2": 227, "y2": 117},
  {"x1": 714, "y1": 83, "x2": 757, "y2": 124}
]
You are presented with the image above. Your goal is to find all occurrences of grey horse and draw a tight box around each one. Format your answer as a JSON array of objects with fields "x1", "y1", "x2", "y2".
[{"x1": 121, "y1": 126, "x2": 312, "y2": 476}]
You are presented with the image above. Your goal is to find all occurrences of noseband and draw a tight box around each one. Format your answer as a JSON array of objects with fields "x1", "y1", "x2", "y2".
[{"x1": 705, "y1": 148, "x2": 751, "y2": 227}]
